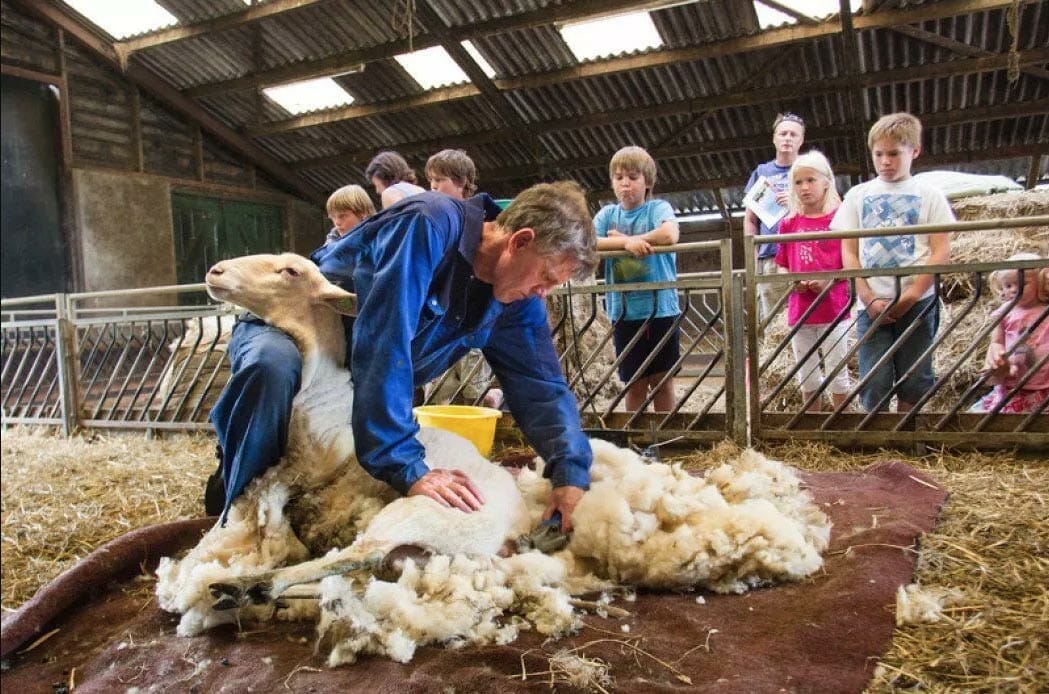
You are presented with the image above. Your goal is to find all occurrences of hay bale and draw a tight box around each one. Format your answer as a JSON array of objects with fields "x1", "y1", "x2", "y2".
[{"x1": 944, "y1": 189, "x2": 1049, "y2": 301}]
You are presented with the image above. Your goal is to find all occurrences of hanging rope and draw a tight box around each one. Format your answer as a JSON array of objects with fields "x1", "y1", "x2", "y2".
[
  {"x1": 1005, "y1": 0, "x2": 1021, "y2": 84},
  {"x1": 392, "y1": 0, "x2": 417, "y2": 53}
]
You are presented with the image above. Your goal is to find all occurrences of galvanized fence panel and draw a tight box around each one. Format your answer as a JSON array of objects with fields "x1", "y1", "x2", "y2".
[
  {"x1": 747, "y1": 216, "x2": 1049, "y2": 449},
  {"x1": 4, "y1": 219, "x2": 1046, "y2": 452}
]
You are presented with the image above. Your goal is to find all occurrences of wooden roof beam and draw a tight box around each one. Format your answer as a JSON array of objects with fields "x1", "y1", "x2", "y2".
[
  {"x1": 891, "y1": 24, "x2": 1049, "y2": 81},
  {"x1": 490, "y1": 0, "x2": 1028, "y2": 91},
  {"x1": 186, "y1": 0, "x2": 1024, "y2": 99},
  {"x1": 838, "y1": 0, "x2": 872, "y2": 179},
  {"x1": 754, "y1": 0, "x2": 821, "y2": 24},
  {"x1": 275, "y1": 48, "x2": 1049, "y2": 146},
  {"x1": 114, "y1": 0, "x2": 330, "y2": 55},
  {"x1": 480, "y1": 100, "x2": 1049, "y2": 184},
  {"x1": 245, "y1": 84, "x2": 481, "y2": 137},
  {"x1": 185, "y1": 0, "x2": 656, "y2": 98},
  {"x1": 14, "y1": 0, "x2": 326, "y2": 204}
]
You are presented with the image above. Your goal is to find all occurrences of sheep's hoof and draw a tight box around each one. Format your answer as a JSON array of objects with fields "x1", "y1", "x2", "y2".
[{"x1": 209, "y1": 580, "x2": 274, "y2": 610}]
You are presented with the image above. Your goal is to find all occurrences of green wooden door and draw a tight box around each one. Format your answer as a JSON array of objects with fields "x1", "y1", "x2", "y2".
[{"x1": 172, "y1": 193, "x2": 283, "y2": 302}]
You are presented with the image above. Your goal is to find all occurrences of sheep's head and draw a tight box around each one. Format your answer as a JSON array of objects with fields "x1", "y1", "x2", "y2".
[{"x1": 206, "y1": 253, "x2": 357, "y2": 323}]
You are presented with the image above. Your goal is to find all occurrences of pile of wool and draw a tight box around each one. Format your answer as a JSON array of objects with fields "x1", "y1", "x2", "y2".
[
  {"x1": 895, "y1": 583, "x2": 966, "y2": 626},
  {"x1": 155, "y1": 472, "x2": 311, "y2": 636},
  {"x1": 517, "y1": 440, "x2": 831, "y2": 593},
  {"x1": 316, "y1": 551, "x2": 578, "y2": 665}
]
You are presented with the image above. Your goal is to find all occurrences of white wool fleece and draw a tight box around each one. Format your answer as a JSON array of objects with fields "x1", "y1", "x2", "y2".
[{"x1": 523, "y1": 439, "x2": 831, "y2": 592}]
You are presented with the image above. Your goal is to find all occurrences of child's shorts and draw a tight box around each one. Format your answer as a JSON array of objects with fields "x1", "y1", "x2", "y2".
[{"x1": 613, "y1": 316, "x2": 681, "y2": 382}]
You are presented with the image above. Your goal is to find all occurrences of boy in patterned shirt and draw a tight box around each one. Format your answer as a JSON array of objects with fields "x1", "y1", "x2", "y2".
[{"x1": 831, "y1": 112, "x2": 953, "y2": 412}]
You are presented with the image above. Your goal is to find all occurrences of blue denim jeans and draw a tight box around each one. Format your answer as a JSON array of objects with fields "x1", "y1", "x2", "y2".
[
  {"x1": 209, "y1": 316, "x2": 301, "y2": 522},
  {"x1": 855, "y1": 294, "x2": 939, "y2": 412}
]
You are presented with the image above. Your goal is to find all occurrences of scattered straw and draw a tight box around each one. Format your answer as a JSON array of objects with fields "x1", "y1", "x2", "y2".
[
  {"x1": 691, "y1": 440, "x2": 1047, "y2": 693},
  {"x1": 0, "y1": 426, "x2": 215, "y2": 609},
  {"x1": 2, "y1": 429, "x2": 1046, "y2": 691}
]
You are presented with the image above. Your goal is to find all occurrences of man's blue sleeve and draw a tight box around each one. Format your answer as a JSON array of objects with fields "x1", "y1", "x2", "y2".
[
  {"x1": 320, "y1": 213, "x2": 450, "y2": 495},
  {"x1": 483, "y1": 298, "x2": 592, "y2": 489}
]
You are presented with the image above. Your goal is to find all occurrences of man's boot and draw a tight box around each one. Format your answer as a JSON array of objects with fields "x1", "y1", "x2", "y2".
[{"x1": 204, "y1": 444, "x2": 225, "y2": 516}]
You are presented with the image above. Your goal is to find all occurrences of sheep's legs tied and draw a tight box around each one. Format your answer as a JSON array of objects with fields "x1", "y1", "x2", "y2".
[{"x1": 209, "y1": 549, "x2": 386, "y2": 610}]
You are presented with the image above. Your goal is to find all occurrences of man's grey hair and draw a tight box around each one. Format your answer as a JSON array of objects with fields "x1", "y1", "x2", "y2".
[{"x1": 496, "y1": 181, "x2": 598, "y2": 280}]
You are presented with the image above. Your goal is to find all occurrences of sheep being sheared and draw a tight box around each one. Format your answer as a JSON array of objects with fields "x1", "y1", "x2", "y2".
[
  {"x1": 156, "y1": 253, "x2": 530, "y2": 636},
  {"x1": 314, "y1": 442, "x2": 831, "y2": 665},
  {"x1": 159, "y1": 253, "x2": 830, "y2": 665}
]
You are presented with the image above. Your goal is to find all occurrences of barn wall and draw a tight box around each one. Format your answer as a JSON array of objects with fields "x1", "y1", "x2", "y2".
[
  {"x1": 0, "y1": 1, "x2": 327, "y2": 295},
  {"x1": 71, "y1": 168, "x2": 175, "y2": 298}
]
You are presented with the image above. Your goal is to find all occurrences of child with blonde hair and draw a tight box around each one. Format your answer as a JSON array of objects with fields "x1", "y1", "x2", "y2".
[
  {"x1": 774, "y1": 150, "x2": 850, "y2": 411},
  {"x1": 979, "y1": 254, "x2": 1049, "y2": 413},
  {"x1": 325, "y1": 184, "x2": 375, "y2": 246},
  {"x1": 831, "y1": 112, "x2": 954, "y2": 413}
]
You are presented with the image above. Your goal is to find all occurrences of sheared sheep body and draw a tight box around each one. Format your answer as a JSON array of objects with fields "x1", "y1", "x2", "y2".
[{"x1": 156, "y1": 253, "x2": 831, "y2": 665}]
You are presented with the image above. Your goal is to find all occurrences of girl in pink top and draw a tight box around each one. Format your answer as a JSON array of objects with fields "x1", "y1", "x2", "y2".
[
  {"x1": 980, "y1": 254, "x2": 1049, "y2": 413},
  {"x1": 775, "y1": 151, "x2": 850, "y2": 411}
]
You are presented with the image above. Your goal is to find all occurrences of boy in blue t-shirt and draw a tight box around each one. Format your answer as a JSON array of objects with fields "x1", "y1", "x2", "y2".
[{"x1": 594, "y1": 146, "x2": 681, "y2": 412}]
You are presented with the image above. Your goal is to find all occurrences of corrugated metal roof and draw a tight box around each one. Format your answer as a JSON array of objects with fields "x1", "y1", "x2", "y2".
[{"x1": 18, "y1": 0, "x2": 1049, "y2": 209}]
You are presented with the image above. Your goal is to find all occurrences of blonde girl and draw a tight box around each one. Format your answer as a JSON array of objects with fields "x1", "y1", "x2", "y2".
[{"x1": 774, "y1": 151, "x2": 850, "y2": 411}]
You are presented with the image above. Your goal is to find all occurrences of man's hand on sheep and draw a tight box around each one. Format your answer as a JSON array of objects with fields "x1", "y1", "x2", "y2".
[
  {"x1": 408, "y1": 469, "x2": 485, "y2": 512},
  {"x1": 545, "y1": 485, "x2": 585, "y2": 533}
]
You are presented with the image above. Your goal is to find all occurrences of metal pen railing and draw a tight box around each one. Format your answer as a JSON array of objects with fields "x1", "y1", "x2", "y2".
[{"x1": 3, "y1": 216, "x2": 1046, "y2": 450}]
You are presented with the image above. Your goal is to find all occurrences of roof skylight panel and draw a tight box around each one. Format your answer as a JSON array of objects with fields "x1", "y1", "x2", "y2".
[
  {"x1": 263, "y1": 77, "x2": 355, "y2": 115},
  {"x1": 559, "y1": 11, "x2": 664, "y2": 62},
  {"x1": 394, "y1": 46, "x2": 470, "y2": 90},
  {"x1": 64, "y1": 0, "x2": 177, "y2": 39}
]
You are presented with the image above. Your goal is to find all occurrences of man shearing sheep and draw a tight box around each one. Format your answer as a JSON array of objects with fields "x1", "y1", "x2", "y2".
[{"x1": 208, "y1": 182, "x2": 597, "y2": 534}]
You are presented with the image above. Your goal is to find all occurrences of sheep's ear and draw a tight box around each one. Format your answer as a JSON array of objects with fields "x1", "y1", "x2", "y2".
[{"x1": 318, "y1": 285, "x2": 358, "y2": 316}]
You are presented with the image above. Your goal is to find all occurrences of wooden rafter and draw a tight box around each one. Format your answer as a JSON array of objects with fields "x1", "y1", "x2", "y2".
[
  {"x1": 754, "y1": 0, "x2": 821, "y2": 25},
  {"x1": 410, "y1": 1, "x2": 545, "y2": 162},
  {"x1": 114, "y1": 0, "x2": 329, "y2": 54},
  {"x1": 185, "y1": 0, "x2": 1025, "y2": 99},
  {"x1": 185, "y1": 0, "x2": 661, "y2": 98},
  {"x1": 275, "y1": 48, "x2": 1049, "y2": 148},
  {"x1": 838, "y1": 0, "x2": 872, "y2": 179},
  {"x1": 480, "y1": 99, "x2": 1049, "y2": 185},
  {"x1": 891, "y1": 24, "x2": 1049, "y2": 81}
]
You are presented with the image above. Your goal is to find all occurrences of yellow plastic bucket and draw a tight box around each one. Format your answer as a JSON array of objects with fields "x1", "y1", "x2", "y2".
[{"x1": 413, "y1": 405, "x2": 502, "y2": 457}]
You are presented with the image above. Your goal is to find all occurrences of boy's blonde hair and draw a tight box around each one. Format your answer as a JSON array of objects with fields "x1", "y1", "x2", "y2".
[
  {"x1": 788, "y1": 150, "x2": 841, "y2": 215},
  {"x1": 326, "y1": 184, "x2": 376, "y2": 217},
  {"x1": 426, "y1": 149, "x2": 478, "y2": 196},
  {"x1": 609, "y1": 146, "x2": 657, "y2": 198},
  {"x1": 991, "y1": 253, "x2": 1049, "y2": 303},
  {"x1": 867, "y1": 112, "x2": 922, "y2": 150}
]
